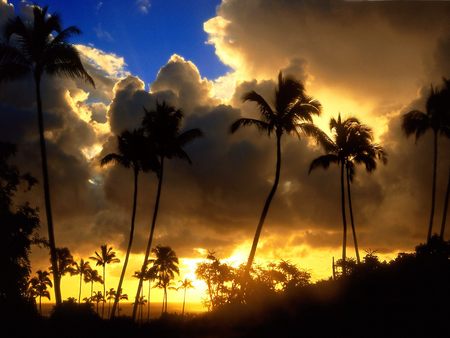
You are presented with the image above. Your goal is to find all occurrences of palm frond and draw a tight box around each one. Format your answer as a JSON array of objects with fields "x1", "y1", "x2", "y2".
[
  {"x1": 242, "y1": 90, "x2": 274, "y2": 122},
  {"x1": 51, "y1": 26, "x2": 81, "y2": 45},
  {"x1": 288, "y1": 97, "x2": 322, "y2": 121},
  {"x1": 402, "y1": 110, "x2": 430, "y2": 140},
  {"x1": 309, "y1": 154, "x2": 339, "y2": 174},
  {"x1": 230, "y1": 118, "x2": 271, "y2": 134},
  {"x1": 177, "y1": 128, "x2": 203, "y2": 147},
  {"x1": 0, "y1": 44, "x2": 30, "y2": 82},
  {"x1": 100, "y1": 153, "x2": 129, "y2": 168},
  {"x1": 43, "y1": 43, "x2": 95, "y2": 87}
]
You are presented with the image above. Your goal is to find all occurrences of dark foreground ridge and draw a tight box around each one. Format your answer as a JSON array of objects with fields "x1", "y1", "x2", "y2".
[{"x1": 2, "y1": 237, "x2": 449, "y2": 338}]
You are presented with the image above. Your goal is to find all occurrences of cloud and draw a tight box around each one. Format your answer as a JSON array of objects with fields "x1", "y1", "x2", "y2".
[
  {"x1": 94, "y1": 23, "x2": 114, "y2": 42},
  {"x1": 136, "y1": 0, "x2": 151, "y2": 14}
]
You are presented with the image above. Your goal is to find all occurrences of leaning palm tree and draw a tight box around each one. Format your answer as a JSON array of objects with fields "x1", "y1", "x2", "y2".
[
  {"x1": 90, "y1": 244, "x2": 120, "y2": 318},
  {"x1": 178, "y1": 278, "x2": 194, "y2": 316},
  {"x1": 152, "y1": 245, "x2": 179, "y2": 314},
  {"x1": 0, "y1": 6, "x2": 94, "y2": 305},
  {"x1": 73, "y1": 259, "x2": 92, "y2": 303},
  {"x1": 230, "y1": 71, "x2": 321, "y2": 281},
  {"x1": 29, "y1": 270, "x2": 52, "y2": 315},
  {"x1": 309, "y1": 115, "x2": 385, "y2": 271},
  {"x1": 402, "y1": 80, "x2": 450, "y2": 242},
  {"x1": 102, "y1": 129, "x2": 159, "y2": 319},
  {"x1": 132, "y1": 101, "x2": 202, "y2": 320}
]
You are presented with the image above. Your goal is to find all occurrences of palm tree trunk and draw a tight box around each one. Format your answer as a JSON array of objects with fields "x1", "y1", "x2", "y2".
[
  {"x1": 440, "y1": 168, "x2": 450, "y2": 240},
  {"x1": 111, "y1": 169, "x2": 139, "y2": 318},
  {"x1": 243, "y1": 133, "x2": 282, "y2": 282},
  {"x1": 39, "y1": 295, "x2": 42, "y2": 315},
  {"x1": 427, "y1": 131, "x2": 438, "y2": 242},
  {"x1": 346, "y1": 165, "x2": 360, "y2": 264},
  {"x1": 78, "y1": 273, "x2": 82, "y2": 303},
  {"x1": 35, "y1": 74, "x2": 61, "y2": 306},
  {"x1": 102, "y1": 265, "x2": 106, "y2": 318},
  {"x1": 182, "y1": 287, "x2": 186, "y2": 316},
  {"x1": 340, "y1": 162, "x2": 348, "y2": 276},
  {"x1": 165, "y1": 287, "x2": 168, "y2": 313},
  {"x1": 132, "y1": 156, "x2": 165, "y2": 321},
  {"x1": 90, "y1": 281, "x2": 93, "y2": 298},
  {"x1": 161, "y1": 290, "x2": 165, "y2": 315},
  {"x1": 147, "y1": 281, "x2": 151, "y2": 322}
]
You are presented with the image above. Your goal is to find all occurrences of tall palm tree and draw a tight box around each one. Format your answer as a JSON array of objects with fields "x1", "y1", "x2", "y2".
[
  {"x1": 0, "y1": 6, "x2": 94, "y2": 305},
  {"x1": 83, "y1": 268, "x2": 103, "y2": 298},
  {"x1": 309, "y1": 115, "x2": 385, "y2": 271},
  {"x1": 230, "y1": 71, "x2": 321, "y2": 281},
  {"x1": 102, "y1": 129, "x2": 158, "y2": 319},
  {"x1": 73, "y1": 259, "x2": 92, "y2": 303},
  {"x1": 90, "y1": 244, "x2": 120, "y2": 318},
  {"x1": 132, "y1": 101, "x2": 203, "y2": 320},
  {"x1": 344, "y1": 126, "x2": 387, "y2": 263},
  {"x1": 402, "y1": 80, "x2": 450, "y2": 242},
  {"x1": 152, "y1": 245, "x2": 179, "y2": 314},
  {"x1": 29, "y1": 270, "x2": 52, "y2": 315},
  {"x1": 179, "y1": 278, "x2": 194, "y2": 316}
]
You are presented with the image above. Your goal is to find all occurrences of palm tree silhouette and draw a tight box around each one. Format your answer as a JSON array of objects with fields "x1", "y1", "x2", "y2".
[
  {"x1": 230, "y1": 71, "x2": 321, "y2": 281},
  {"x1": 144, "y1": 264, "x2": 157, "y2": 322},
  {"x1": 132, "y1": 101, "x2": 202, "y2": 320},
  {"x1": 178, "y1": 278, "x2": 194, "y2": 316},
  {"x1": 402, "y1": 80, "x2": 450, "y2": 242},
  {"x1": 91, "y1": 291, "x2": 105, "y2": 315},
  {"x1": 29, "y1": 270, "x2": 52, "y2": 315},
  {"x1": 309, "y1": 115, "x2": 385, "y2": 271},
  {"x1": 73, "y1": 258, "x2": 92, "y2": 303},
  {"x1": 152, "y1": 245, "x2": 179, "y2": 314},
  {"x1": 101, "y1": 129, "x2": 158, "y2": 319},
  {"x1": 0, "y1": 6, "x2": 94, "y2": 305},
  {"x1": 84, "y1": 268, "x2": 103, "y2": 299},
  {"x1": 51, "y1": 247, "x2": 77, "y2": 298},
  {"x1": 116, "y1": 288, "x2": 128, "y2": 316},
  {"x1": 441, "y1": 169, "x2": 450, "y2": 240},
  {"x1": 90, "y1": 244, "x2": 120, "y2": 318},
  {"x1": 106, "y1": 288, "x2": 116, "y2": 318},
  {"x1": 344, "y1": 125, "x2": 386, "y2": 263}
]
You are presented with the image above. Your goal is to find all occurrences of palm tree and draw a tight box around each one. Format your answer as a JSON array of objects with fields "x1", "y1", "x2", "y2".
[
  {"x1": 106, "y1": 288, "x2": 116, "y2": 318},
  {"x1": 29, "y1": 270, "x2": 52, "y2": 315},
  {"x1": 0, "y1": 6, "x2": 94, "y2": 305},
  {"x1": 90, "y1": 244, "x2": 120, "y2": 318},
  {"x1": 152, "y1": 245, "x2": 179, "y2": 314},
  {"x1": 101, "y1": 129, "x2": 158, "y2": 319},
  {"x1": 132, "y1": 101, "x2": 203, "y2": 320},
  {"x1": 116, "y1": 289, "x2": 128, "y2": 316},
  {"x1": 309, "y1": 115, "x2": 385, "y2": 271},
  {"x1": 178, "y1": 278, "x2": 194, "y2": 316},
  {"x1": 91, "y1": 291, "x2": 104, "y2": 314},
  {"x1": 402, "y1": 80, "x2": 450, "y2": 242},
  {"x1": 144, "y1": 264, "x2": 157, "y2": 322},
  {"x1": 51, "y1": 247, "x2": 77, "y2": 298},
  {"x1": 230, "y1": 71, "x2": 321, "y2": 281},
  {"x1": 345, "y1": 126, "x2": 386, "y2": 263},
  {"x1": 73, "y1": 259, "x2": 92, "y2": 303},
  {"x1": 83, "y1": 268, "x2": 103, "y2": 298},
  {"x1": 441, "y1": 169, "x2": 450, "y2": 240}
]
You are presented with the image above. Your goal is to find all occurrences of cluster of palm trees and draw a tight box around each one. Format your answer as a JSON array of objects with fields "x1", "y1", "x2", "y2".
[{"x1": 1, "y1": 4, "x2": 449, "y2": 318}]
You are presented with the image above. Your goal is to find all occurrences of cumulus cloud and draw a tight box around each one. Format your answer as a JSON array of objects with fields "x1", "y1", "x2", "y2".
[{"x1": 136, "y1": 0, "x2": 151, "y2": 14}]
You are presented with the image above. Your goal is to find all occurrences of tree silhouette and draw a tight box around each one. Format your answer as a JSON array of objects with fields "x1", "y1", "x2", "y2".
[
  {"x1": 152, "y1": 246, "x2": 179, "y2": 314},
  {"x1": 101, "y1": 129, "x2": 158, "y2": 319},
  {"x1": 132, "y1": 101, "x2": 202, "y2": 320},
  {"x1": 89, "y1": 244, "x2": 119, "y2": 318},
  {"x1": 73, "y1": 259, "x2": 92, "y2": 303},
  {"x1": 106, "y1": 288, "x2": 116, "y2": 318},
  {"x1": 91, "y1": 291, "x2": 104, "y2": 315},
  {"x1": 0, "y1": 6, "x2": 94, "y2": 305},
  {"x1": 309, "y1": 115, "x2": 385, "y2": 270},
  {"x1": 29, "y1": 270, "x2": 52, "y2": 315},
  {"x1": 144, "y1": 264, "x2": 157, "y2": 322},
  {"x1": 402, "y1": 79, "x2": 450, "y2": 242},
  {"x1": 230, "y1": 71, "x2": 321, "y2": 282},
  {"x1": 51, "y1": 247, "x2": 77, "y2": 299},
  {"x1": 178, "y1": 278, "x2": 194, "y2": 316},
  {"x1": 83, "y1": 268, "x2": 103, "y2": 299},
  {"x1": 441, "y1": 169, "x2": 450, "y2": 240}
]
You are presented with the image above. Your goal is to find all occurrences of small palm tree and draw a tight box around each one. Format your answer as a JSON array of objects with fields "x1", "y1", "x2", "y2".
[
  {"x1": 101, "y1": 129, "x2": 159, "y2": 319},
  {"x1": 106, "y1": 288, "x2": 116, "y2": 318},
  {"x1": 73, "y1": 259, "x2": 92, "y2": 303},
  {"x1": 230, "y1": 71, "x2": 321, "y2": 281},
  {"x1": 91, "y1": 291, "x2": 105, "y2": 314},
  {"x1": 178, "y1": 278, "x2": 194, "y2": 316},
  {"x1": 152, "y1": 246, "x2": 179, "y2": 314},
  {"x1": 309, "y1": 115, "x2": 385, "y2": 270},
  {"x1": 29, "y1": 270, "x2": 52, "y2": 315},
  {"x1": 83, "y1": 269, "x2": 103, "y2": 298},
  {"x1": 402, "y1": 79, "x2": 450, "y2": 242},
  {"x1": 144, "y1": 264, "x2": 157, "y2": 322},
  {"x1": 116, "y1": 288, "x2": 128, "y2": 316},
  {"x1": 90, "y1": 244, "x2": 120, "y2": 318},
  {"x1": 0, "y1": 6, "x2": 94, "y2": 305},
  {"x1": 51, "y1": 247, "x2": 77, "y2": 298},
  {"x1": 132, "y1": 101, "x2": 202, "y2": 320}
]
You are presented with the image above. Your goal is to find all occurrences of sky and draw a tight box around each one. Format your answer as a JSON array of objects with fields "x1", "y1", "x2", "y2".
[{"x1": 1, "y1": 0, "x2": 450, "y2": 308}]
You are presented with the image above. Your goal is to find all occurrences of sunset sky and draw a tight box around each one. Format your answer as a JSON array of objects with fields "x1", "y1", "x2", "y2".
[{"x1": 1, "y1": 0, "x2": 449, "y2": 307}]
